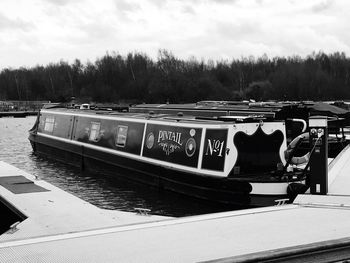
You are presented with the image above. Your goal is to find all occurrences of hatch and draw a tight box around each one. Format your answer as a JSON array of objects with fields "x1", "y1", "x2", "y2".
[{"x1": 0, "y1": 196, "x2": 27, "y2": 235}]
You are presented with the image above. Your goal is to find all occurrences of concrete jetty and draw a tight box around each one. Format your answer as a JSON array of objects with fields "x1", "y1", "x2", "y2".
[
  {"x1": 1, "y1": 144, "x2": 350, "y2": 262},
  {"x1": 0, "y1": 161, "x2": 169, "y2": 244}
]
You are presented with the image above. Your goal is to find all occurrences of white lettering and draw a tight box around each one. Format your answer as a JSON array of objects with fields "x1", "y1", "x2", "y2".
[
  {"x1": 206, "y1": 139, "x2": 214, "y2": 156},
  {"x1": 218, "y1": 141, "x2": 224, "y2": 157},
  {"x1": 157, "y1": 130, "x2": 183, "y2": 146},
  {"x1": 206, "y1": 139, "x2": 225, "y2": 157}
]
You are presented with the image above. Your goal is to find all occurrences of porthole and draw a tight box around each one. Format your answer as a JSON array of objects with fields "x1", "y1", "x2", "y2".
[
  {"x1": 185, "y1": 138, "x2": 196, "y2": 157},
  {"x1": 146, "y1": 132, "x2": 155, "y2": 149}
]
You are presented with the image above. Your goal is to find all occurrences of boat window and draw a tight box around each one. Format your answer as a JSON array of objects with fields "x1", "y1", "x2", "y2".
[
  {"x1": 44, "y1": 116, "x2": 55, "y2": 132},
  {"x1": 116, "y1": 125, "x2": 128, "y2": 147},
  {"x1": 89, "y1": 122, "x2": 101, "y2": 142}
]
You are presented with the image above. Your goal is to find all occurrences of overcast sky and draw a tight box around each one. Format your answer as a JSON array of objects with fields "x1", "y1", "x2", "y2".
[{"x1": 0, "y1": 0, "x2": 349, "y2": 69}]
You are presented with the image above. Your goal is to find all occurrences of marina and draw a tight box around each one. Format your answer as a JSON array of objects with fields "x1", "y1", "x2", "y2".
[
  {"x1": 1, "y1": 105, "x2": 350, "y2": 262},
  {"x1": 1, "y1": 0, "x2": 350, "y2": 261}
]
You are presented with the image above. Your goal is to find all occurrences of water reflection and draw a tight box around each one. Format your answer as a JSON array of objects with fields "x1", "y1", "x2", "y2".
[{"x1": 0, "y1": 117, "x2": 240, "y2": 217}]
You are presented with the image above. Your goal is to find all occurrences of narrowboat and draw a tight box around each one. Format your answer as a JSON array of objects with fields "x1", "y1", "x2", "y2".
[{"x1": 28, "y1": 107, "x2": 308, "y2": 207}]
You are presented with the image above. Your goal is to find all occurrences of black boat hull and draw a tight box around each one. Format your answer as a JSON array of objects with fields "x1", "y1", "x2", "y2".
[{"x1": 29, "y1": 133, "x2": 255, "y2": 206}]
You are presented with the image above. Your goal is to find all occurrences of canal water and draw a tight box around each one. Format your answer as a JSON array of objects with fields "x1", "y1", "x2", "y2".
[{"x1": 0, "y1": 116, "x2": 240, "y2": 217}]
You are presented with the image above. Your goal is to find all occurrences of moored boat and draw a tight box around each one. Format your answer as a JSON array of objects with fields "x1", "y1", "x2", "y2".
[{"x1": 28, "y1": 107, "x2": 308, "y2": 207}]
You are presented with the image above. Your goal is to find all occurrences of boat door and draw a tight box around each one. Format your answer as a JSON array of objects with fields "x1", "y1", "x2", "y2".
[{"x1": 201, "y1": 129, "x2": 228, "y2": 172}]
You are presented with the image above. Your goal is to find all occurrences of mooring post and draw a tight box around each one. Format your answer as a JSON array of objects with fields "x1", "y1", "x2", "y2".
[{"x1": 309, "y1": 116, "x2": 328, "y2": 195}]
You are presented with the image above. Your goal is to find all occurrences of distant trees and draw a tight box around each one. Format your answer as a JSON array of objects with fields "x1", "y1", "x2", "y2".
[{"x1": 0, "y1": 50, "x2": 350, "y2": 103}]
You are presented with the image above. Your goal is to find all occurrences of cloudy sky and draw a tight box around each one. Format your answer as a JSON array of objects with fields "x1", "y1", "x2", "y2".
[{"x1": 0, "y1": 0, "x2": 349, "y2": 69}]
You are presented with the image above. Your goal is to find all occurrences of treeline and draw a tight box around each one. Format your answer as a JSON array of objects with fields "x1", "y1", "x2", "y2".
[{"x1": 1, "y1": 50, "x2": 350, "y2": 103}]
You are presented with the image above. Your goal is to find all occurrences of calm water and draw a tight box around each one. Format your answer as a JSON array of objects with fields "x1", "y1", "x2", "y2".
[{"x1": 0, "y1": 117, "x2": 239, "y2": 217}]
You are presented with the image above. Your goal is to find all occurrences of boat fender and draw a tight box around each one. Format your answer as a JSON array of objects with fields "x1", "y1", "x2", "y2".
[
  {"x1": 287, "y1": 182, "x2": 309, "y2": 201},
  {"x1": 284, "y1": 132, "x2": 310, "y2": 165}
]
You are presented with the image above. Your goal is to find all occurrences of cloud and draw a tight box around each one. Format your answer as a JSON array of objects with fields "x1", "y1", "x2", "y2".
[
  {"x1": 46, "y1": 0, "x2": 70, "y2": 6},
  {"x1": 148, "y1": 0, "x2": 169, "y2": 8},
  {"x1": 215, "y1": 21, "x2": 262, "y2": 40},
  {"x1": 113, "y1": 0, "x2": 140, "y2": 21},
  {"x1": 0, "y1": 0, "x2": 349, "y2": 69},
  {"x1": 182, "y1": 5, "x2": 196, "y2": 15},
  {"x1": 209, "y1": 0, "x2": 238, "y2": 4},
  {"x1": 45, "y1": 0, "x2": 83, "y2": 6},
  {"x1": 114, "y1": 0, "x2": 139, "y2": 12},
  {"x1": 0, "y1": 13, "x2": 33, "y2": 31},
  {"x1": 79, "y1": 22, "x2": 119, "y2": 42},
  {"x1": 311, "y1": 0, "x2": 334, "y2": 12}
]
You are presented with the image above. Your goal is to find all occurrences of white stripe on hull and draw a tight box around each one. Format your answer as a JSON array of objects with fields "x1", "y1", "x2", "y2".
[{"x1": 37, "y1": 132, "x2": 227, "y2": 177}]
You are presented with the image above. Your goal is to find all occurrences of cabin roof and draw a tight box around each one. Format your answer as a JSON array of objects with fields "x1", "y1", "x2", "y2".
[
  {"x1": 131, "y1": 102, "x2": 279, "y2": 112},
  {"x1": 131, "y1": 101, "x2": 350, "y2": 116},
  {"x1": 42, "y1": 108, "x2": 279, "y2": 124}
]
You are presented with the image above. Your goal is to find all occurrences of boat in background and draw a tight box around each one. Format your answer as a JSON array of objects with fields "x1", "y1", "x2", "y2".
[
  {"x1": 130, "y1": 101, "x2": 350, "y2": 158},
  {"x1": 28, "y1": 107, "x2": 308, "y2": 207}
]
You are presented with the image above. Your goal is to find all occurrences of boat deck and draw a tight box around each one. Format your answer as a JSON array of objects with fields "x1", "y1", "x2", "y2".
[{"x1": 1, "y1": 145, "x2": 350, "y2": 262}]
